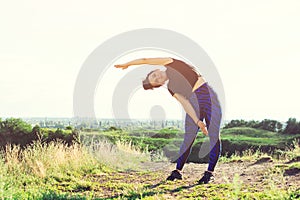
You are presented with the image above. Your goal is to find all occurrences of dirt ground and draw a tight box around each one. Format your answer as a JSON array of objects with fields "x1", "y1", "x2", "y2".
[{"x1": 85, "y1": 158, "x2": 299, "y2": 199}]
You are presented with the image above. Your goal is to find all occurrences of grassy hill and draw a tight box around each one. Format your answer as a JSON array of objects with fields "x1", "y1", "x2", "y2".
[
  {"x1": 0, "y1": 138, "x2": 299, "y2": 199},
  {"x1": 80, "y1": 127, "x2": 300, "y2": 163},
  {"x1": 0, "y1": 127, "x2": 299, "y2": 199},
  {"x1": 221, "y1": 127, "x2": 297, "y2": 145}
]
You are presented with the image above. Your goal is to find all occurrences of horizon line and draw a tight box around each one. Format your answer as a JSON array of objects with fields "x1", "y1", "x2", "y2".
[{"x1": 0, "y1": 116, "x2": 292, "y2": 123}]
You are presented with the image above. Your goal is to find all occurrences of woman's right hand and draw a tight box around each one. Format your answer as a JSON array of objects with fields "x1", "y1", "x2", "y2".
[
  {"x1": 114, "y1": 64, "x2": 129, "y2": 70},
  {"x1": 197, "y1": 121, "x2": 208, "y2": 136}
]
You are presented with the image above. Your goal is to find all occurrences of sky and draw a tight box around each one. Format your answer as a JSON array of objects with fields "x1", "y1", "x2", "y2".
[{"x1": 0, "y1": 0, "x2": 300, "y2": 122}]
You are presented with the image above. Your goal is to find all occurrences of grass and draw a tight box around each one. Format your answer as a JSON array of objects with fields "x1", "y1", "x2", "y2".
[
  {"x1": 219, "y1": 148, "x2": 270, "y2": 163},
  {"x1": 0, "y1": 141, "x2": 104, "y2": 199},
  {"x1": 221, "y1": 127, "x2": 297, "y2": 145},
  {"x1": 219, "y1": 139, "x2": 300, "y2": 163},
  {"x1": 87, "y1": 139, "x2": 165, "y2": 171},
  {"x1": 274, "y1": 139, "x2": 300, "y2": 161},
  {"x1": 0, "y1": 128, "x2": 299, "y2": 199},
  {"x1": 0, "y1": 138, "x2": 165, "y2": 199},
  {"x1": 81, "y1": 127, "x2": 300, "y2": 158}
]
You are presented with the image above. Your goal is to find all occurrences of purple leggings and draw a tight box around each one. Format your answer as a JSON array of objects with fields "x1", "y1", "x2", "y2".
[{"x1": 176, "y1": 83, "x2": 222, "y2": 172}]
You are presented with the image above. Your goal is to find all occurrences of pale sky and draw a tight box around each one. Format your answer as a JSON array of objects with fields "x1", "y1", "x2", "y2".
[{"x1": 1, "y1": 0, "x2": 300, "y2": 122}]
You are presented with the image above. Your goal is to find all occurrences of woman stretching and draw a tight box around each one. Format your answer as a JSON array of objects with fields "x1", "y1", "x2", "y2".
[{"x1": 115, "y1": 57, "x2": 222, "y2": 184}]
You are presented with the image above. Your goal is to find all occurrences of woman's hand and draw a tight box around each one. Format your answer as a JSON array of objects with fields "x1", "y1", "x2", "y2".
[
  {"x1": 197, "y1": 120, "x2": 208, "y2": 136},
  {"x1": 114, "y1": 64, "x2": 129, "y2": 70},
  {"x1": 173, "y1": 93, "x2": 209, "y2": 136}
]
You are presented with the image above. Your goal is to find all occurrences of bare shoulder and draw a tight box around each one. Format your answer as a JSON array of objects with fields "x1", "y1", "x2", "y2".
[{"x1": 162, "y1": 57, "x2": 174, "y2": 65}]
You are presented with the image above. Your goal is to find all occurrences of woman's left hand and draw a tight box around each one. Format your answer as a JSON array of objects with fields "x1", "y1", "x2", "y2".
[{"x1": 197, "y1": 121, "x2": 208, "y2": 136}]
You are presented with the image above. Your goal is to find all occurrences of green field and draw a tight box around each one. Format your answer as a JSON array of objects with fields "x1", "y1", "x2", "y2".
[
  {"x1": 0, "y1": 126, "x2": 299, "y2": 199},
  {"x1": 80, "y1": 127, "x2": 300, "y2": 162}
]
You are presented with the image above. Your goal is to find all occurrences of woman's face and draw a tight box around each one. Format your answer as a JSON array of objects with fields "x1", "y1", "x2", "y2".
[{"x1": 148, "y1": 69, "x2": 167, "y2": 86}]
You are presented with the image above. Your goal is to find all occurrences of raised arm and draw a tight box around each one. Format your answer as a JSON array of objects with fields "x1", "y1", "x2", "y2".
[
  {"x1": 114, "y1": 57, "x2": 173, "y2": 69},
  {"x1": 173, "y1": 93, "x2": 208, "y2": 136}
]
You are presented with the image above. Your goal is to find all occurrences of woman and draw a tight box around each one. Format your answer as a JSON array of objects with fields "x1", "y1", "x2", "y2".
[{"x1": 115, "y1": 57, "x2": 222, "y2": 184}]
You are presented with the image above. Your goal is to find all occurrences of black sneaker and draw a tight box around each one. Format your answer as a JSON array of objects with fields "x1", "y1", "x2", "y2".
[
  {"x1": 198, "y1": 171, "x2": 214, "y2": 184},
  {"x1": 166, "y1": 170, "x2": 182, "y2": 181}
]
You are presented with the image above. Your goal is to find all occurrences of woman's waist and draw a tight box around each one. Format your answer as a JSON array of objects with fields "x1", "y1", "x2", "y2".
[{"x1": 192, "y1": 76, "x2": 207, "y2": 92}]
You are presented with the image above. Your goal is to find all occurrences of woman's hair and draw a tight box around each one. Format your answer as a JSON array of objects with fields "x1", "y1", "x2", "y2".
[{"x1": 142, "y1": 70, "x2": 162, "y2": 90}]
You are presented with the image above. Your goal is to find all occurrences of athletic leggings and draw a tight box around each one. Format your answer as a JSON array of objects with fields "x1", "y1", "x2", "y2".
[{"x1": 176, "y1": 83, "x2": 222, "y2": 172}]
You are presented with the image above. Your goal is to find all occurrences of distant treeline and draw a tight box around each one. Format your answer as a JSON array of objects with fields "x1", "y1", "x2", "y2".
[
  {"x1": 0, "y1": 118, "x2": 79, "y2": 149},
  {"x1": 224, "y1": 118, "x2": 300, "y2": 134}
]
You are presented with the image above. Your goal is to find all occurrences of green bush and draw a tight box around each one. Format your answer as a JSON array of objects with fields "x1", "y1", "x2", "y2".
[{"x1": 0, "y1": 118, "x2": 79, "y2": 149}]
